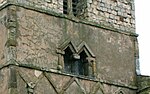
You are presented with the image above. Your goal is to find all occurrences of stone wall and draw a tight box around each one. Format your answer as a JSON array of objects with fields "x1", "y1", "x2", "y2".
[
  {"x1": 0, "y1": 0, "x2": 6, "y2": 5},
  {"x1": 15, "y1": 0, "x2": 63, "y2": 13},
  {"x1": 0, "y1": 68, "x2": 9, "y2": 94},
  {"x1": 16, "y1": 6, "x2": 137, "y2": 89},
  {"x1": 0, "y1": 6, "x2": 9, "y2": 94},
  {"x1": 86, "y1": 0, "x2": 135, "y2": 32},
  {"x1": 15, "y1": 67, "x2": 137, "y2": 94},
  {"x1": 0, "y1": 7, "x2": 7, "y2": 66},
  {"x1": 137, "y1": 75, "x2": 150, "y2": 94},
  {"x1": 0, "y1": 0, "x2": 138, "y2": 94},
  {"x1": 5, "y1": 0, "x2": 135, "y2": 33},
  {"x1": 16, "y1": 7, "x2": 62, "y2": 69}
]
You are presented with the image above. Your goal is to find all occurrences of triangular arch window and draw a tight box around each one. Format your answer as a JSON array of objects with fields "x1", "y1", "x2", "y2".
[{"x1": 57, "y1": 41, "x2": 96, "y2": 77}]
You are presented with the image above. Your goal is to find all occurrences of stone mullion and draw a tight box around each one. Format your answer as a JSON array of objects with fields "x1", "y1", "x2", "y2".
[
  {"x1": 92, "y1": 60, "x2": 96, "y2": 77},
  {"x1": 68, "y1": 0, "x2": 73, "y2": 16},
  {"x1": 58, "y1": 54, "x2": 64, "y2": 71},
  {"x1": 86, "y1": 57, "x2": 96, "y2": 77}
]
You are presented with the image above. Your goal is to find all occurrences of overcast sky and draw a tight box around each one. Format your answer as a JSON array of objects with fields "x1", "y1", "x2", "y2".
[{"x1": 135, "y1": 0, "x2": 150, "y2": 76}]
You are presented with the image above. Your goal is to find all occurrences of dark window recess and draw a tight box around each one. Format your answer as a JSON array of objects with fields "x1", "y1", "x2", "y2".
[
  {"x1": 63, "y1": 0, "x2": 68, "y2": 14},
  {"x1": 79, "y1": 51, "x2": 88, "y2": 76},
  {"x1": 64, "y1": 47, "x2": 80, "y2": 75},
  {"x1": 72, "y1": 0, "x2": 79, "y2": 16},
  {"x1": 64, "y1": 47, "x2": 73, "y2": 73},
  {"x1": 63, "y1": 0, "x2": 82, "y2": 17},
  {"x1": 64, "y1": 47, "x2": 89, "y2": 76}
]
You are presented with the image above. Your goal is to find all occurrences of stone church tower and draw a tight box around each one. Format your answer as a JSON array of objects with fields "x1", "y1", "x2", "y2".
[{"x1": 0, "y1": 0, "x2": 145, "y2": 94}]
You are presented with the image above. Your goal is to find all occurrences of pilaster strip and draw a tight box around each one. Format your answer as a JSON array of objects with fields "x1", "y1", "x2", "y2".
[{"x1": 6, "y1": 5, "x2": 18, "y2": 94}]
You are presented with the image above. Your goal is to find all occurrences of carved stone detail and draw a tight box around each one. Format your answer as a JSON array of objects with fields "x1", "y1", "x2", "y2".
[
  {"x1": 57, "y1": 40, "x2": 96, "y2": 77},
  {"x1": 6, "y1": 5, "x2": 18, "y2": 47},
  {"x1": 26, "y1": 82, "x2": 36, "y2": 94}
]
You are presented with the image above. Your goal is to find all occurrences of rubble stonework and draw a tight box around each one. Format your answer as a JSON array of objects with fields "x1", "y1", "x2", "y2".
[
  {"x1": 137, "y1": 76, "x2": 150, "y2": 94},
  {"x1": 0, "y1": 0, "x2": 148, "y2": 94},
  {"x1": 0, "y1": 0, "x2": 6, "y2": 4},
  {"x1": 86, "y1": 0, "x2": 135, "y2": 32},
  {"x1": 4, "y1": 0, "x2": 135, "y2": 33}
]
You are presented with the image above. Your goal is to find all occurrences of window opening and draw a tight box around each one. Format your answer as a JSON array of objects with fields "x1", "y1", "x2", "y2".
[
  {"x1": 64, "y1": 47, "x2": 73, "y2": 73},
  {"x1": 64, "y1": 47, "x2": 81, "y2": 75},
  {"x1": 63, "y1": 0, "x2": 68, "y2": 14},
  {"x1": 72, "y1": 0, "x2": 79, "y2": 16},
  {"x1": 64, "y1": 47, "x2": 89, "y2": 76},
  {"x1": 79, "y1": 51, "x2": 88, "y2": 76},
  {"x1": 59, "y1": 41, "x2": 96, "y2": 77},
  {"x1": 63, "y1": 0, "x2": 83, "y2": 17}
]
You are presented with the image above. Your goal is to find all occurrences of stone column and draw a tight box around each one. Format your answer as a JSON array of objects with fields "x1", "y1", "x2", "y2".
[
  {"x1": 86, "y1": 57, "x2": 96, "y2": 77},
  {"x1": 56, "y1": 49, "x2": 65, "y2": 71}
]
